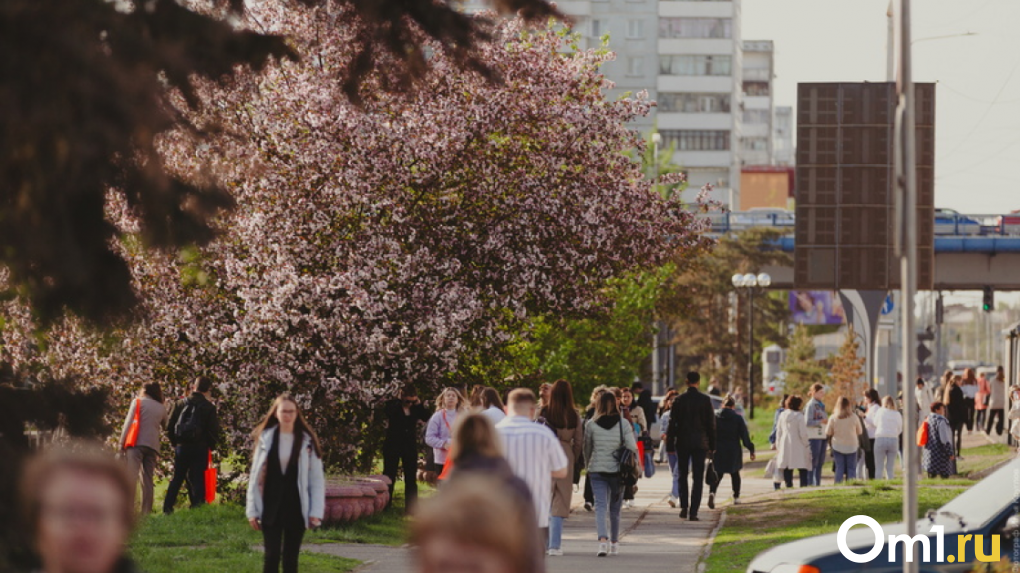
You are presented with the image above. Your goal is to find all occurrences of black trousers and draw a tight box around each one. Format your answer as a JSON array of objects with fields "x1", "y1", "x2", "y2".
[
  {"x1": 864, "y1": 439, "x2": 876, "y2": 479},
  {"x1": 976, "y1": 409, "x2": 987, "y2": 429},
  {"x1": 163, "y1": 444, "x2": 207, "y2": 513},
  {"x1": 583, "y1": 472, "x2": 594, "y2": 504},
  {"x1": 950, "y1": 420, "x2": 964, "y2": 454},
  {"x1": 263, "y1": 522, "x2": 305, "y2": 573},
  {"x1": 676, "y1": 449, "x2": 707, "y2": 516},
  {"x1": 964, "y1": 398, "x2": 976, "y2": 431},
  {"x1": 781, "y1": 468, "x2": 810, "y2": 488},
  {"x1": 708, "y1": 470, "x2": 742, "y2": 498},
  {"x1": 986, "y1": 409, "x2": 1005, "y2": 436},
  {"x1": 382, "y1": 445, "x2": 418, "y2": 510}
]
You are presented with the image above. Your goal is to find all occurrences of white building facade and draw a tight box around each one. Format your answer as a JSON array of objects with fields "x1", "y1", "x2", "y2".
[{"x1": 740, "y1": 40, "x2": 773, "y2": 166}]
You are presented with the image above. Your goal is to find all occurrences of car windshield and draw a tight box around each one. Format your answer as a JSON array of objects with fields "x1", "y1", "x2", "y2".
[{"x1": 935, "y1": 458, "x2": 1019, "y2": 528}]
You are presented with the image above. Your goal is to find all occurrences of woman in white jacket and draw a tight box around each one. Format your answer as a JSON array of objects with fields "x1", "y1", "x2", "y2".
[
  {"x1": 246, "y1": 394, "x2": 326, "y2": 573},
  {"x1": 773, "y1": 395, "x2": 811, "y2": 489}
]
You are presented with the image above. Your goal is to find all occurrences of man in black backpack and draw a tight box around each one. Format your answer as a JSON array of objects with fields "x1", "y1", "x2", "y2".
[{"x1": 163, "y1": 376, "x2": 220, "y2": 514}]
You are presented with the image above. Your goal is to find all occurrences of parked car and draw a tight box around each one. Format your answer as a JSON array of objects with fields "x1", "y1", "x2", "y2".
[
  {"x1": 746, "y1": 458, "x2": 1020, "y2": 572},
  {"x1": 732, "y1": 208, "x2": 795, "y2": 229},
  {"x1": 934, "y1": 208, "x2": 981, "y2": 235}
]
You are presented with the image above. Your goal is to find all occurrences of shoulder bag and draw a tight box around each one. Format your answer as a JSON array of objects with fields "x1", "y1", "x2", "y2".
[{"x1": 614, "y1": 421, "x2": 640, "y2": 487}]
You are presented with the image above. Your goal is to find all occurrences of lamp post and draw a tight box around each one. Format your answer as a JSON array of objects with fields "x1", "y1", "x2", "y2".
[{"x1": 732, "y1": 272, "x2": 771, "y2": 419}]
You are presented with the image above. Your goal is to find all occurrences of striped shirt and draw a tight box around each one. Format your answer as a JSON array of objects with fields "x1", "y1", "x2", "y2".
[{"x1": 496, "y1": 415, "x2": 569, "y2": 528}]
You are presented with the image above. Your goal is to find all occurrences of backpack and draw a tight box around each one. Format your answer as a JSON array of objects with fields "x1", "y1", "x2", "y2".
[
  {"x1": 175, "y1": 402, "x2": 203, "y2": 442},
  {"x1": 916, "y1": 418, "x2": 929, "y2": 447}
]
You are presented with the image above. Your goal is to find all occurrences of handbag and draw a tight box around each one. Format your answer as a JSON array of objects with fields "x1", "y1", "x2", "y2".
[
  {"x1": 763, "y1": 458, "x2": 776, "y2": 479},
  {"x1": 123, "y1": 399, "x2": 141, "y2": 449},
  {"x1": 806, "y1": 425, "x2": 826, "y2": 440},
  {"x1": 705, "y1": 460, "x2": 719, "y2": 487},
  {"x1": 204, "y1": 449, "x2": 217, "y2": 503},
  {"x1": 615, "y1": 421, "x2": 640, "y2": 487}
]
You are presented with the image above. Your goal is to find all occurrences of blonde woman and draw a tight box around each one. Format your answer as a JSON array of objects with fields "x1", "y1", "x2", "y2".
[
  {"x1": 425, "y1": 388, "x2": 467, "y2": 473},
  {"x1": 825, "y1": 397, "x2": 862, "y2": 483},
  {"x1": 246, "y1": 394, "x2": 326, "y2": 573},
  {"x1": 872, "y1": 396, "x2": 903, "y2": 480}
]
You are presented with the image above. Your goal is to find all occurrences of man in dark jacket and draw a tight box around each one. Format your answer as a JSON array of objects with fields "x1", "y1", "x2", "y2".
[
  {"x1": 163, "y1": 376, "x2": 220, "y2": 514},
  {"x1": 666, "y1": 371, "x2": 716, "y2": 521},
  {"x1": 382, "y1": 385, "x2": 431, "y2": 511}
]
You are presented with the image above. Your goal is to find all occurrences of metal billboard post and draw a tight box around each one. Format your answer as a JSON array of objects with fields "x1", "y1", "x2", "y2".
[{"x1": 894, "y1": 0, "x2": 919, "y2": 571}]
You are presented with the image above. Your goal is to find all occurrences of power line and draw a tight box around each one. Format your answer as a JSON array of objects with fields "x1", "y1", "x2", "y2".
[{"x1": 937, "y1": 55, "x2": 1020, "y2": 163}]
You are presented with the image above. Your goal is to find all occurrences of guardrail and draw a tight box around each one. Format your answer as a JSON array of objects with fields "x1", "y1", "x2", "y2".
[{"x1": 703, "y1": 211, "x2": 1020, "y2": 237}]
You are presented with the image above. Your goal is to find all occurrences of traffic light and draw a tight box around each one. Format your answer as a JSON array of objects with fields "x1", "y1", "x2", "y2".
[{"x1": 983, "y1": 286, "x2": 994, "y2": 312}]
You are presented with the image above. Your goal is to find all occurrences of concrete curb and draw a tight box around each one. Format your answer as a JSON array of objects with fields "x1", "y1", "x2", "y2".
[{"x1": 697, "y1": 508, "x2": 727, "y2": 573}]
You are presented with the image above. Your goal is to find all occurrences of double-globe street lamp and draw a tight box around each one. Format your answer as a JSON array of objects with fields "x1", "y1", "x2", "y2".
[{"x1": 731, "y1": 272, "x2": 771, "y2": 420}]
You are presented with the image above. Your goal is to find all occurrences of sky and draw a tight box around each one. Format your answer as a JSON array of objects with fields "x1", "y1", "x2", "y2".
[{"x1": 741, "y1": 0, "x2": 1020, "y2": 215}]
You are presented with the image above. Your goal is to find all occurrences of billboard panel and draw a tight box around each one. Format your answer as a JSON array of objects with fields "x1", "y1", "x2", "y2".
[{"x1": 790, "y1": 290, "x2": 846, "y2": 326}]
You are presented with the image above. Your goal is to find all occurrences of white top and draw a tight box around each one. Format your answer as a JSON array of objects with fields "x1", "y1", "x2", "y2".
[
  {"x1": 863, "y1": 403, "x2": 880, "y2": 439},
  {"x1": 496, "y1": 415, "x2": 569, "y2": 528},
  {"x1": 278, "y1": 431, "x2": 295, "y2": 469},
  {"x1": 874, "y1": 407, "x2": 903, "y2": 438},
  {"x1": 481, "y1": 406, "x2": 506, "y2": 424},
  {"x1": 961, "y1": 384, "x2": 979, "y2": 399},
  {"x1": 916, "y1": 386, "x2": 933, "y2": 414}
]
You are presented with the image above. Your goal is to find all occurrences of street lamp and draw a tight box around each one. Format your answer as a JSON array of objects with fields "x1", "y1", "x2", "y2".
[{"x1": 732, "y1": 272, "x2": 771, "y2": 419}]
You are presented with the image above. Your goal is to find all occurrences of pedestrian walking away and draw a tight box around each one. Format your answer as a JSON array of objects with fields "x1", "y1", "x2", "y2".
[
  {"x1": 774, "y1": 395, "x2": 811, "y2": 489},
  {"x1": 985, "y1": 366, "x2": 1007, "y2": 436},
  {"x1": 942, "y1": 374, "x2": 966, "y2": 457},
  {"x1": 381, "y1": 385, "x2": 430, "y2": 512},
  {"x1": 825, "y1": 397, "x2": 862, "y2": 484},
  {"x1": 584, "y1": 390, "x2": 637, "y2": 557},
  {"x1": 479, "y1": 387, "x2": 507, "y2": 425},
  {"x1": 961, "y1": 368, "x2": 979, "y2": 433},
  {"x1": 496, "y1": 389, "x2": 569, "y2": 549},
  {"x1": 163, "y1": 376, "x2": 220, "y2": 514},
  {"x1": 975, "y1": 372, "x2": 990, "y2": 430},
  {"x1": 658, "y1": 395, "x2": 680, "y2": 507},
  {"x1": 767, "y1": 394, "x2": 788, "y2": 451},
  {"x1": 804, "y1": 384, "x2": 828, "y2": 486},
  {"x1": 581, "y1": 385, "x2": 609, "y2": 512},
  {"x1": 425, "y1": 387, "x2": 467, "y2": 478},
  {"x1": 922, "y1": 401, "x2": 957, "y2": 478},
  {"x1": 119, "y1": 382, "x2": 168, "y2": 515},
  {"x1": 709, "y1": 396, "x2": 754, "y2": 507},
  {"x1": 872, "y1": 396, "x2": 903, "y2": 480},
  {"x1": 862, "y1": 388, "x2": 880, "y2": 480},
  {"x1": 666, "y1": 371, "x2": 716, "y2": 521},
  {"x1": 246, "y1": 394, "x2": 326, "y2": 573},
  {"x1": 537, "y1": 380, "x2": 584, "y2": 556}
]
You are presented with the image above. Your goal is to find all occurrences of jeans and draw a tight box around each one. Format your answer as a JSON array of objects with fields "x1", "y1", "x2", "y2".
[
  {"x1": 986, "y1": 409, "x2": 1005, "y2": 436},
  {"x1": 667, "y1": 452, "x2": 679, "y2": 498},
  {"x1": 163, "y1": 444, "x2": 208, "y2": 513},
  {"x1": 382, "y1": 444, "x2": 418, "y2": 510},
  {"x1": 874, "y1": 437, "x2": 899, "y2": 479},
  {"x1": 549, "y1": 516, "x2": 564, "y2": 550},
  {"x1": 590, "y1": 473, "x2": 622, "y2": 542},
  {"x1": 125, "y1": 446, "x2": 158, "y2": 514},
  {"x1": 708, "y1": 471, "x2": 742, "y2": 498},
  {"x1": 832, "y1": 451, "x2": 857, "y2": 484},
  {"x1": 864, "y1": 438, "x2": 876, "y2": 479},
  {"x1": 676, "y1": 449, "x2": 707, "y2": 516},
  {"x1": 808, "y1": 439, "x2": 827, "y2": 485},
  {"x1": 644, "y1": 450, "x2": 656, "y2": 478},
  {"x1": 263, "y1": 522, "x2": 305, "y2": 573}
]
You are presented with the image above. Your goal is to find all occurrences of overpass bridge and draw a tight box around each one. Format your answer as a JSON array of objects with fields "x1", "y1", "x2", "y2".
[{"x1": 708, "y1": 211, "x2": 1020, "y2": 290}]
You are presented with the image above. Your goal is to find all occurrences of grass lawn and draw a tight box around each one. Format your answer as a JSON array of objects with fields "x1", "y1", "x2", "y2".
[
  {"x1": 130, "y1": 504, "x2": 359, "y2": 573},
  {"x1": 704, "y1": 485, "x2": 966, "y2": 573},
  {"x1": 746, "y1": 408, "x2": 778, "y2": 453},
  {"x1": 956, "y1": 443, "x2": 1013, "y2": 477}
]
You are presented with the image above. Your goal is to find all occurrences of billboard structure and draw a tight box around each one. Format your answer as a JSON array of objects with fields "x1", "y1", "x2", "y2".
[
  {"x1": 789, "y1": 290, "x2": 845, "y2": 325},
  {"x1": 795, "y1": 82, "x2": 935, "y2": 290}
]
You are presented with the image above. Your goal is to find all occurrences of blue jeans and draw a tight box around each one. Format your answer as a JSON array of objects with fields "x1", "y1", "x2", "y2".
[
  {"x1": 832, "y1": 451, "x2": 857, "y2": 483},
  {"x1": 874, "y1": 437, "x2": 899, "y2": 480},
  {"x1": 808, "y1": 439, "x2": 827, "y2": 485},
  {"x1": 549, "y1": 516, "x2": 564, "y2": 550},
  {"x1": 644, "y1": 450, "x2": 656, "y2": 478},
  {"x1": 667, "y1": 452, "x2": 679, "y2": 498},
  {"x1": 590, "y1": 472, "x2": 622, "y2": 542}
]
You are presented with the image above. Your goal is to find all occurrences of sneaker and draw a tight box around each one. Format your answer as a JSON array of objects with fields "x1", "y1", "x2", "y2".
[
  {"x1": 547, "y1": 548, "x2": 563, "y2": 557},
  {"x1": 708, "y1": 493, "x2": 715, "y2": 509},
  {"x1": 584, "y1": 501, "x2": 593, "y2": 512},
  {"x1": 733, "y1": 497, "x2": 741, "y2": 505},
  {"x1": 679, "y1": 507, "x2": 688, "y2": 519},
  {"x1": 609, "y1": 543, "x2": 619, "y2": 556},
  {"x1": 597, "y1": 543, "x2": 608, "y2": 557},
  {"x1": 668, "y1": 496, "x2": 677, "y2": 508},
  {"x1": 624, "y1": 499, "x2": 634, "y2": 509}
]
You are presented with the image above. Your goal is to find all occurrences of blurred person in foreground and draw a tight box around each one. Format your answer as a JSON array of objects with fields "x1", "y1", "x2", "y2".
[
  {"x1": 22, "y1": 442, "x2": 143, "y2": 573},
  {"x1": 117, "y1": 382, "x2": 168, "y2": 515},
  {"x1": 412, "y1": 475, "x2": 541, "y2": 573}
]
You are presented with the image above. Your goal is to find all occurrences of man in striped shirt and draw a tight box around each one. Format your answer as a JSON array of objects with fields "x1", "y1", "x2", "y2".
[{"x1": 497, "y1": 388, "x2": 569, "y2": 547}]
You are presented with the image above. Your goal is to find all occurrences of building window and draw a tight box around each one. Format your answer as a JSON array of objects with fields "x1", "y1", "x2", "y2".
[
  {"x1": 627, "y1": 56, "x2": 644, "y2": 76},
  {"x1": 591, "y1": 19, "x2": 606, "y2": 38},
  {"x1": 658, "y1": 55, "x2": 732, "y2": 76},
  {"x1": 658, "y1": 92, "x2": 731, "y2": 113},
  {"x1": 743, "y1": 81, "x2": 770, "y2": 96},
  {"x1": 659, "y1": 18, "x2": 732, "y2": 39},
  {"x1": 660, "y1": 130, "x2": 731, "y2": 151},
  {"x1": 627, "y1": 19, "x2": 644, "y2": 39},
  {"x1": 742, "y1": 109, "x2": 771, "y2": 124},
  {"x1": 741, "y1": 137, "x2": 769, "y2": 151}
]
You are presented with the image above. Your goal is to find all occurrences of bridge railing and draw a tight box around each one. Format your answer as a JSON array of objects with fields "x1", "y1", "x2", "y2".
[{"x1": 701, "y1": 211, "x2": 1020, "y2": 237}]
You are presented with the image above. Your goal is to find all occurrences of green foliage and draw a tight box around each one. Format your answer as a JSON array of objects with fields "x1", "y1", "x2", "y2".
[{"x1": 783, "y1": 324, "x2": 828, "y2": 397}]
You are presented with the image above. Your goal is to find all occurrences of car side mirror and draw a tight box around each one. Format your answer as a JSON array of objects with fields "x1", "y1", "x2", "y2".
[{"x1": 1000, "y1": 515, "x2": 1020, "y2": 537}]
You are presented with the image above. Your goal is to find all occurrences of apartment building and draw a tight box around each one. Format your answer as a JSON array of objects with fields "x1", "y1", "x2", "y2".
[{"x1": 740, "y1": 40, "x2": 773, "y2": 166}]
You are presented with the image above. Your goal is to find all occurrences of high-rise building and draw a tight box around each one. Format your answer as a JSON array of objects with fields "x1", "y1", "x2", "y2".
[
  {"x1": 740, "y1": 40, "x2": 773, "y2": 166},
  {"x1": 773, "y1": 105, "x2": 794, "y2": 166}
]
